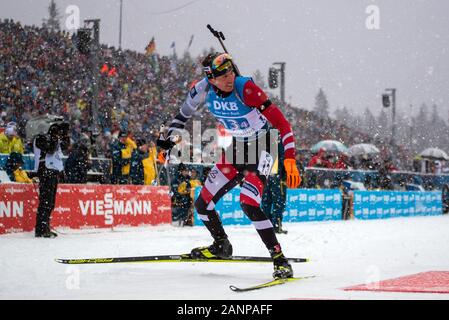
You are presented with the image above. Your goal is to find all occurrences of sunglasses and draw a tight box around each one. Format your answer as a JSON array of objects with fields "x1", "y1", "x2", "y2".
[{"x1": 212, "y1": 53, "x2": 233, "y2": 71}]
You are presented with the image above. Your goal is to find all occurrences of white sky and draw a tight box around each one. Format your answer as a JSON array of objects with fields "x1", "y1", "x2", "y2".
[{"x1": 2, "y1": 0, "x2": 449, "y2": 118}]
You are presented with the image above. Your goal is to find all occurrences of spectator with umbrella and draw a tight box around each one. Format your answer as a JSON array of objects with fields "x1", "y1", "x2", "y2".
[
  {"x1": 348, "y1": 143, "x2": 380, "y2": 170},
  {"x1": 307, "y1": 148, "x2": 333, "y2": 168},
  {"x1": 418, "y1": 147, "x2": 449, "y2": 174},
  {"x1": 310, "y1": 140, "x2": 348, "y2": 154}
]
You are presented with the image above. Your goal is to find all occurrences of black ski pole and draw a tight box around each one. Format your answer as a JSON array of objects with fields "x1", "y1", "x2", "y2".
[{"x1": 206, "y1": 24, "x2": 241, "y2": 76}]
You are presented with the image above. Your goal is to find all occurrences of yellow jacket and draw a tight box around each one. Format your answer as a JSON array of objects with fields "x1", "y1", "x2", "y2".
[
  {"x1": 189, "y1": 179, "x2": 202, "y2": 199},
  {"x1": 121, "y1": 137, "x2": 137, "y2": 175},
  {"x1": 0, "y1": 133, "x2": 24, "y2": 154},
  {"x1": 142, "y1": 146, "x2": 158, "y2": 185},
  {"x1": 178, "y1": 179, "x2": 202, "y2": 200},
  {"x1": 13, "y1": 168, "x2": 33, "y2": 183}
]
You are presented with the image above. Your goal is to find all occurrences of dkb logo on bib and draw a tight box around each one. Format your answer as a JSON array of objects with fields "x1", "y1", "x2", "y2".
[{"x1": 213, "y1": 101, "x2": 238, "y2": 111}]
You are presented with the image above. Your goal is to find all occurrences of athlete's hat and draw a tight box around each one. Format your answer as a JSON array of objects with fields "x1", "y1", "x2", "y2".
[{"x1": 202, "y1": 52, "x2": 234, "y2": 79}]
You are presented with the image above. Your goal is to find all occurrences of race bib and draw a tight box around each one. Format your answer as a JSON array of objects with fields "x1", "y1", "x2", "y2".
[{"x1": 258, "y1": 151, "x2": 274, "y2": 177}]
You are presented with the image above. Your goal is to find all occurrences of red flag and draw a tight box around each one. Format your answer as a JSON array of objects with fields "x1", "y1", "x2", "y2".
[{"x1": 100, "y1": 63, "x2": 109, "y2": 74}]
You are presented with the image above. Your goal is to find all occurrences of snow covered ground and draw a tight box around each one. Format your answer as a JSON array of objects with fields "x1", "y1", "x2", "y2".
[{"x1": 1, "y1": 215, "x2": 449, "y2": 300}]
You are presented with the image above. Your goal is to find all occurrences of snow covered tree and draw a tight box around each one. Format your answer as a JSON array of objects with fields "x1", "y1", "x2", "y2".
[
  {"x1": 413, "y1": 103, "x2": 430, "y2": 151},
  {"x1": 42, "y1": 0, "x2": 61, "y2": 32},
  {"x1": 334, "y1": 106, "x2": 353, "y2": 127},
  {"x1": 376, "y1": 109, "x2": 390, "y2": 144},
  {"x1": 313, "y1": 88, "x2": 330, "y2": 118},
  {"x1": 428, "y1": 104, "x2": 447, "y2": 149},
  {"x1": 252, "y1": 69, "x2": 268, "y2": 91},
  {"x1": 362, "y1": 107, "x2": 377, "y2": 134}
]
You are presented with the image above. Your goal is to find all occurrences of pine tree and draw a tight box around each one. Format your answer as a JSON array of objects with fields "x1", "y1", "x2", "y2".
[
  {"x1": 252, "y1": 69, "x2": 268, "y2": 91},
  {"x1": 314, "y1": 88, "x2": 330, "y2": 118},
  {"x1": 429, "y1": 104, "x2": 447, "y2": 149},
  {"x1": 334, "y1": 106, "x2": 353, "y2": 126},
  {"x1": 362, "y1": 107, "x2": 377, "y2": 134},
  {"x1": 376, "y1": 109, "x2": 390, "y2": 145},
  {"x1": 414, "y1": 103, "x2": 429, "y2": 151},
  {"x1": 352, "y1": 114, "x2": 364, "y2": 133},
  {"x1": 42, "y1": 0, "x2": 61, "y2": 32}
]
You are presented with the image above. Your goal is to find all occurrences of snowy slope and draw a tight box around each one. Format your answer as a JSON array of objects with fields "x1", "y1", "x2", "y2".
[{"x1": 1, "y1": 215, "x2": 449, "y2": 300}]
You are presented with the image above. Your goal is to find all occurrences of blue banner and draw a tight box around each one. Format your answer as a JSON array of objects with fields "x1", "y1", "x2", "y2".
[
  {"x1": 0, "y1": 153, "x2": 34, "y2": 170},
  {"x1": 194, "y1": 187, "x2": 342, "y2": 226},
  {"x1": 193, "y1": 187, "x2": 251, "y2": 226},
  {"x1": 284, "y1": 189, "x2": 342, "y2": 222},
  {"x1": 353, "y1": 191, "x2": 442, "y2": 220}
]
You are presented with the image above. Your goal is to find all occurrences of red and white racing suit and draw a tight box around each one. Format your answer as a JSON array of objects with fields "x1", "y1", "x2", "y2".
[{"x1": 167, "y1": 76, "x2": 297, "y2": 251}]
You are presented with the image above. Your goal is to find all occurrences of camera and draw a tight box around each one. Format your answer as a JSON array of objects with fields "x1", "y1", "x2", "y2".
[
  {"x1": 49, "y1": 122, "x2": 70, "y2": 137},
  {"x1": 25, "y1": 114, "x2": 70, "y2": 141}
]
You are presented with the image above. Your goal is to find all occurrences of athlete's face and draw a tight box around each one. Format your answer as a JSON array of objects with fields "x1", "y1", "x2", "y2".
[{"x1": 210, "y1": 70, "x2": 235, "y2": 92}]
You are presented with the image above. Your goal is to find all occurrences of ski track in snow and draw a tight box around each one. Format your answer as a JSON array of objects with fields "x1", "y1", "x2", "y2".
[{"x1": 1, "y1": 215, "x2": 449, "y2": 300}]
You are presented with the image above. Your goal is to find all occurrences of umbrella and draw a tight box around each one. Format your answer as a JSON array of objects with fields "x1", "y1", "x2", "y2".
[
  {"x1": 310, "y1": 140, "x2": 348, "y2": 154},
  {"x1": 419, "y1": 148, "x2": 449, "y2": 161},
  {"x1": 348, "y1": 143, "x2": 380, "y2": 157}
]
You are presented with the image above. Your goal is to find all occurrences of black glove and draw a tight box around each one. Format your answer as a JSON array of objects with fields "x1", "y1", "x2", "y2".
[
  {"x1": 157, "y1": 138, "x2": 176, "y2": 150},
  {"x1": 60, "y1": 122, "x2": 70, "y2": 136},
  {"x1": 46, "y1": 134, "x2": 60, "y2": 153},
  {"x1": 156, "y1": 124, "x2": 179, "y2": 150}
]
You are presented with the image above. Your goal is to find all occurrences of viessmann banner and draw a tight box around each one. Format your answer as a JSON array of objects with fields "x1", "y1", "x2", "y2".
[{"x1": 0, "y1": 184, "x2": 172, "y2": 234}]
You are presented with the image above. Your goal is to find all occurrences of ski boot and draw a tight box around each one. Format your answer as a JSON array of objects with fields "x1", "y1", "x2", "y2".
[
  {"x1": 274, "y1": 224, "x2": 288, "y2": 234},
  {"x1": 274, "y1": 218, "x2": 288, "y2": 234},
  {"x1": 190, "y1": 237, "x2": 233, "y2": 259},
  {"x1": 270, "y1": 245, "x2": 293, "y2": 279},
  {"x1": 35, "y1": 230, "x2": 58, "y2": 238}
]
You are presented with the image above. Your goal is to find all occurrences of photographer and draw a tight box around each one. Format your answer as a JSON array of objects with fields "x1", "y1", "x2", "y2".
[{"x1": 33, "y1": 122, "x2": 70, "y2": 238}]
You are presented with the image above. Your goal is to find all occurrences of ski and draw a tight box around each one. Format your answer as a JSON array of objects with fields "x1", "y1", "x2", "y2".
[
  {"x1": 229, "y1": 276, "x2": 315, "y2": 292},
  {"x1": 55, "y1": 254, "x2": 309, "y2": 265}
]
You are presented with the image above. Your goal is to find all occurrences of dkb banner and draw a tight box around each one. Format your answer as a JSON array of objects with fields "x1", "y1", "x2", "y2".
[
  {"x1": 194, "y1": 187, "x2": 342, "y2": 226},
  {"x1": 353, "y1": 191, "x2": 442, "y2": 220}
]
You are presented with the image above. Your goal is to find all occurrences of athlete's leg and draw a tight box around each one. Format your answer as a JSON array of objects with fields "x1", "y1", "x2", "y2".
[
  {"x1": 194, "y1": 161, "x2": 242, "y2": 241},
  {"x1": 260, "y1": 175, "x2": 274, "y2": 220},
  {"x1": 239, "y1": 171, "x2": 280, "y2": 250},
  {"x1": 240, "y1": 169, "x2": 293, "y2": 278}
]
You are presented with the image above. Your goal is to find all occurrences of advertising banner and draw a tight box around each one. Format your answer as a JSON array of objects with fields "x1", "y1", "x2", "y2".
[
  {"x1": 194, "y1": 187, "x2": 342, "y2": 226},
  {"x1": 284, "y1": 189, "x2": 342, "y2": 222},
  {"x1": 0, "y1": 184, "x2": 172, "y2": 234},
  {"x1": 353, "y1": 191, "x2": 442, "y2": 220},
  {"x1": 193, "y1": 187, "x2": 252, "y2": 226}
]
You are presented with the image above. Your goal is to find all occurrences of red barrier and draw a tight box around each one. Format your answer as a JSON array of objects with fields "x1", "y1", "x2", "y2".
[{"x1": 0, "y1": 184, "x2": 172, "y2": 234}]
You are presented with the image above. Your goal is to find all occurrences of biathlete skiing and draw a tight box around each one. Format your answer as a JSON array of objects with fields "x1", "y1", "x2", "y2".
[{"x1": 158, "y1": 32, "x2": 301, "y2": 279}]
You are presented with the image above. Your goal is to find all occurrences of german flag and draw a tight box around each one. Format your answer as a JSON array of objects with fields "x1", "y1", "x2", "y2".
[{"x1": 145, "y1": 37, "x2": 156, "y2": 56}]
